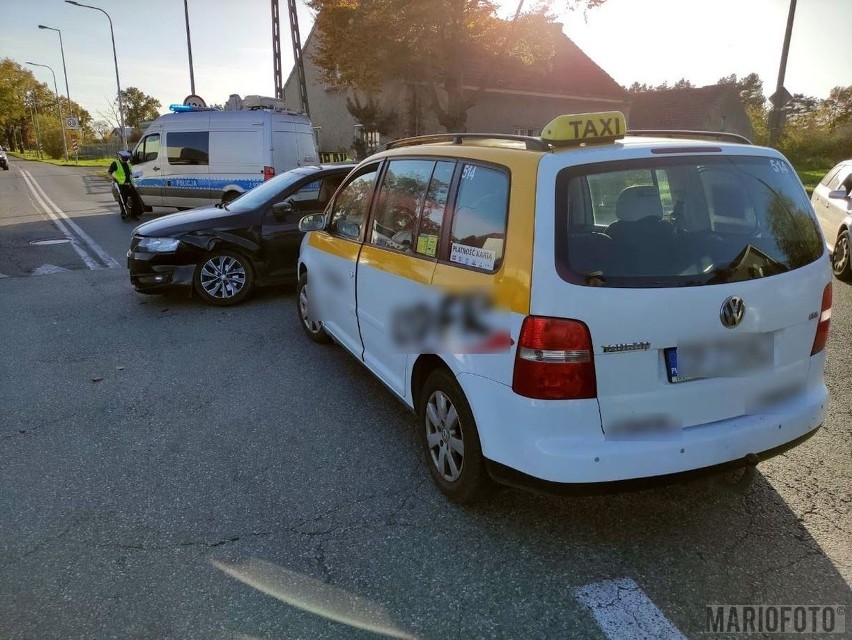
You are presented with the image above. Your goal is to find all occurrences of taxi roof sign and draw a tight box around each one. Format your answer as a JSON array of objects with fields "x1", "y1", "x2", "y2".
[{"x1": 541, "y1": 111, "x2": 626, "y2": 146}]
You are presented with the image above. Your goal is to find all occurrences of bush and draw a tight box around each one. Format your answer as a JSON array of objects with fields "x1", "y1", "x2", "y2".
[{"x1": 778, "y1": 127, "x2": 852, "y2": 170}]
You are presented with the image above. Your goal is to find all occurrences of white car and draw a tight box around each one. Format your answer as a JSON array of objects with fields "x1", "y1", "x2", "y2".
[{"x1": 811, "y1": 160, "x2": 852, "y2": 280}]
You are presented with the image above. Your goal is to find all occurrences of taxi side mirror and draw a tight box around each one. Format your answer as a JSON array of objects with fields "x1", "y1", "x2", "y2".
[
  {"x1": 827, "y1": 189, "x2": 848, "y2": 200},
  {"x1": 299, "y1": 212, "x2": 326, "y2": 233}
]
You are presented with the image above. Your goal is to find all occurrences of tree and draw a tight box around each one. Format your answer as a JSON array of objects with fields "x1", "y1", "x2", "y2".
[
  {"x1": 91, "y1": 120, "x2": 113, "y2": 143},
  {"x1": 306, "y1": 0, "x2": 607, "y2": 132},
  {"x1": 118, "y1": 87, "x2": 161, "y2": 131},
  {"x1": 717, "y1": 73, "x2": 765, "y2": 110},
  {"x1": 818, "y1": 85, "x2": 852, "y2": 131},
  {"x1": 783, "y1": 93, "x2": 821, "y2": 128}
]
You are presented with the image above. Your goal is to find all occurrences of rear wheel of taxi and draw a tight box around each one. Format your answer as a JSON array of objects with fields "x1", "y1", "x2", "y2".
[
  {"x1": 194, "y1": 249, "x2": 255, "y2": 306},
  {"x1": 832, "y1": 229, "x2": 852, "y2": 281},
  {"x1": 418, "y1": 369, "x2": 492, "y2": 504},
  {"x1": 297, "y1": 272, "x2": 330, "y2": 343}
]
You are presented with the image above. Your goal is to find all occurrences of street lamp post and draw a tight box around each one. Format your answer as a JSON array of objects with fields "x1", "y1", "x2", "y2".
[
  {"x1": 28, "y1": 91, "x2": 43, "y2": 160},
  {"x1": 65, "y1": 1, "x2": 127, "y2": 150},
  {"x1": 39, "y1": 24, "x2": 78, "y2": 163},
  {"x1": 26, "y1": 62, "x2": 69, "y2": 161}
]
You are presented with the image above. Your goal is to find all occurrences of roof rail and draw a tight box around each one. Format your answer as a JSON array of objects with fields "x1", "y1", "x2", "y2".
[
  {"x1": 627, "y1": 129, "x2": 752, "y2": 145},
  {"x1": 385, "y1": 133, "x2": 551, "y2": 152}
]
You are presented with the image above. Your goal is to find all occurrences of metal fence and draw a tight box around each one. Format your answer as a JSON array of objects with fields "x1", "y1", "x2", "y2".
[{"x1": 76, "y1": 142, "x2": 123, "y2": 160}]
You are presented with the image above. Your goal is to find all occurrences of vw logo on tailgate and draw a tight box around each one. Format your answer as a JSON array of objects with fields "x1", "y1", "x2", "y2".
[{"x1": 720, "y1": 296, "x2": 745, "y2": 328}]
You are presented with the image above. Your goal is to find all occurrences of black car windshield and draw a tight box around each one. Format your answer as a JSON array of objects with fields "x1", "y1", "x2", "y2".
[
  {"x1": 226, "y1": 168, "x2": 320, "y2": 212},
  {"x1": 555, "y1": 155, "x2": 824, "y2": 287}
]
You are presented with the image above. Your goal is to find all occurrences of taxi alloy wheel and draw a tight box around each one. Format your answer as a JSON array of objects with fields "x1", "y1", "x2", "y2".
[
  {"x1": 194, "y1": 250, "x2": 255, "y2": 306},
  {"x1": 832, "y1": 230, "x2": 852, "y2": 281},
  {"x1": 297, "y1": 273, "x2": 330, "y2": 343},
  {"x1": 418, "y1": 369, "x2": 492, "y2": 504}
]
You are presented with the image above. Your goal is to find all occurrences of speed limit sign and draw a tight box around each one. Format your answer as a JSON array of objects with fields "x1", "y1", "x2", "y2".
[{"x1": 66, "y1": 116, "x2": 80, "y2": 129}]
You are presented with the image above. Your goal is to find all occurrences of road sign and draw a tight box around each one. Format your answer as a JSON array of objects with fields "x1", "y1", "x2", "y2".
[
  {"x1": 183, "y1": 94, "x2": 207, "y2": 108},
  {"x1": 71, "y1": 139, "x2": 79, "y2": 151},
  {"x1": 66, "y1": 116, "x2": 80, "y2": 130},
  {"x1": 769, "y1": 87, "x2": 793, "y2": 108}
]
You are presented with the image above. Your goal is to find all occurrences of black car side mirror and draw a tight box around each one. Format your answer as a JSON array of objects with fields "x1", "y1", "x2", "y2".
[{"x1": 272, "y1": 200, "x2": 296, "y2": 217}]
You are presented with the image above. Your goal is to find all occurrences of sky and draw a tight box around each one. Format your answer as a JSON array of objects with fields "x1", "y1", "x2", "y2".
[{"x1": 1, "y1": 0, "x2": 850, "y2": 124}]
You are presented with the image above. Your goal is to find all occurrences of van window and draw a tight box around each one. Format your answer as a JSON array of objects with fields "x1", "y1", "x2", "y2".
[
  {"x1": 555, "y1": 156, "x2": 824, "y2": 287},
  {"x1": 448, "y1": 164, "x2": 509, "y2": 272},
  {"x1": 134, "y1": 133, "x2": 160, "y2": 163},
  {"x1": 329, "y1": 164, "x2": 379, "y2": 241},
  {"x1": 167, "y1": 131, "x2": 209, "y2": 166},
  {"x1": 371, "y1": 160, "x2": 434, "y2": 254}
]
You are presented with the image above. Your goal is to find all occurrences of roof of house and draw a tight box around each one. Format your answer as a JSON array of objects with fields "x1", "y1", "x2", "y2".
[
  {"x1": 292, "y1": 22, "x2": 627, "y2": 103},
  {"x1": 627, "y1": 85, "x2": 743, "y2": 129},
  {"x1": 461, "y1": 29, "x2": 628, "y2": 101}
]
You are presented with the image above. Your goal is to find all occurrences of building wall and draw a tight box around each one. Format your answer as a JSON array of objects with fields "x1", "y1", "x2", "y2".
[{"x1": 464, "y1": 91, "x2": 629, "y2": 135}]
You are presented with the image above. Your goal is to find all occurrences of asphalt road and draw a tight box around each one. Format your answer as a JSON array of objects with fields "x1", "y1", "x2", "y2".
[{"x1": 1, "y1": 157, "x2": 850, "y2": 639}]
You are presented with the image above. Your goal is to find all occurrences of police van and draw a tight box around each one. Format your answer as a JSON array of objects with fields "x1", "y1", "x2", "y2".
[
  {"x1": 130, "y1": 97, "x2": 319, "y2": 210},
  {"x1": 295, "y1": 112, "x2": 832, "y2": 503}
]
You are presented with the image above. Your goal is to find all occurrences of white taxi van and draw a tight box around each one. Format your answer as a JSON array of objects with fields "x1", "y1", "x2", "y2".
[{"x1": 296, "y1": 112, "x2": 832, "y2": 503}]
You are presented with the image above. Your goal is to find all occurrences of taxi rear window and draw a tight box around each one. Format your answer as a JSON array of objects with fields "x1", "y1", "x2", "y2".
[{"x1": 555, "y1": 155, "x2": 824, "y2": 288}]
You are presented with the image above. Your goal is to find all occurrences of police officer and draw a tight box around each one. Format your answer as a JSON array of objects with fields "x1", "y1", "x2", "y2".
[{"x1": 108, "y1": 150, "x2": 141, "y2": 220}]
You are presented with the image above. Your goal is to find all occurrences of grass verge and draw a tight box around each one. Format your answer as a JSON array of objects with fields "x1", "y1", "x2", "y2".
[{"x1": 8, "y1": 151, "x2": 111, "y2": 170}]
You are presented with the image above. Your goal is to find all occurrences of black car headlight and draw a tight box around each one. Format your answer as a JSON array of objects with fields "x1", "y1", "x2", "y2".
[{"x1": 137, "y1": 237, "x2": 181, "y2": 253}]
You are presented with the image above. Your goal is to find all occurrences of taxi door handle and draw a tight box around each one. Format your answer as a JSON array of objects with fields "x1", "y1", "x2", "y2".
[
  {"x1": 152, "y1": 166, "x2": 160, "y2": 171},
  {"x1": 348, "y1": 271, "x2": 355, "y2": 278}
]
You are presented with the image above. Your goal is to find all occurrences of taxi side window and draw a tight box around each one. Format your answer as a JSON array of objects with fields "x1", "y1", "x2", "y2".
[
  {"x1": 448, "y1": 164, "x2": 509, "y2": 272},
  {"x1": 329, "y1": 164, "x2": 379, "y2": 241},
  {"x1": 371, "y1": 160, "x2": 434, "y2": 254},
  {"x1": 416, "y1": 161, "x2": 454, "y2": 258}
]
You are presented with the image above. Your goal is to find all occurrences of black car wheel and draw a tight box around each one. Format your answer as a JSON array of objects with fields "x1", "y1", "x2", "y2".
[
  {"x1": 296, "y1": 272, "x2": 330, "y2": 343},
  {"x1": 193, "y1": 249, "x2": 255, "y2": 306},
  {"x1": 417, "y1": 368, "x2": 492, "y2": 504},
  {"x1": 832, "y1": 229, "x2": 852, "y2": 281}
]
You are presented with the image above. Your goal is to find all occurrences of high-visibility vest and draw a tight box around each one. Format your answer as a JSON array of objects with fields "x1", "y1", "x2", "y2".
[{"x1": 113, "y1": 161, "x2": 130, "y2": 184}]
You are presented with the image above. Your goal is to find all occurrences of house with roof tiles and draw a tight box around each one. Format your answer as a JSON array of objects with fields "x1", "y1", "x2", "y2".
[{"x1": 283, "y1": 24, "x2": 630, "y2": 155}]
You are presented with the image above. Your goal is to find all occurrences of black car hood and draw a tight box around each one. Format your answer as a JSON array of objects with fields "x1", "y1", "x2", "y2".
[{"x1": 133, "y1": 206, "x2": 253, "y2": 237}]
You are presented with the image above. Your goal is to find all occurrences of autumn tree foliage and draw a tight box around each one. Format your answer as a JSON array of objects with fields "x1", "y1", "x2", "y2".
[{"x1": 306, "y1": 0, "x2": 607, "y2": 132}]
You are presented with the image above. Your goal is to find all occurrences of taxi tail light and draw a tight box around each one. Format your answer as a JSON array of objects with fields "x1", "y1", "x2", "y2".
[
  {"x1": 512, "y1": 316, "x2": 597, "y2": 400},
  {"x1": 811, "y1": 283, "x2": 832, "y2": 355},
  {"x1": 263, "y1": 165, "x2": 275, "y2": 181}
]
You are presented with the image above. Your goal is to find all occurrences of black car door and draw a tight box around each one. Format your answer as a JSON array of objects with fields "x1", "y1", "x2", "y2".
[{"x1": 260, "y1": 173, "x2": 346, "y2": 280}]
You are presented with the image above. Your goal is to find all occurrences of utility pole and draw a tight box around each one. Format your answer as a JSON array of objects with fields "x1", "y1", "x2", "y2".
[
  {"x1": 287, "y1": 0, "x2": 309, "y2": 116},
  {"x1": 29, "y1": 91, "x2": 43, "y2": 160},
  {"x1": 271, "y1": 0, "x2": 283, "y2": 99},
  {"x1": 184, "y1": 0, "x2": 196, "y2": 94},
  {"x1": 38, "y1": 25, "x2": 78, "y2": 163},
  {"x1": 768, "y1": 0, "x2": 797, "y2": 147},
  {"x1": 26, "y1": 62, "x2": 69, "y2": 161}
]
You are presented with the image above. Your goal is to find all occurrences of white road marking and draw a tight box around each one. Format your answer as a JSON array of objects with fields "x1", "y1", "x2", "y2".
[
  {"x1": 19, "y1": 169, "x2": 101, "y2": 271},
  {"x1": 32, "y1": 264, "x2": 70, "y2": 276},
  {"x1": 0, "y1": 273, "x2": 8, "y2": 278},
  {"x1": 20, "y1": 168, "x2": 121, "y2": 269},
  {"x1": 574, "y1": 578, "x2": 686, "y2": 640}
]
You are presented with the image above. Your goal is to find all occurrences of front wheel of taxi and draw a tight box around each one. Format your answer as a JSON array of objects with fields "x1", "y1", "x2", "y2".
[
  {"x1": 297, "y1": 273, "x2": 330, "y2": 343},
  {"x1": 418, "y1": 369, "x2": 492, "y2": 504}
]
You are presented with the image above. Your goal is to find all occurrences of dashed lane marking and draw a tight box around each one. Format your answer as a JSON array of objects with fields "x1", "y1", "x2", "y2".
[{"x1": 575, "y1": 578, "x2": 687, "y2": 640}]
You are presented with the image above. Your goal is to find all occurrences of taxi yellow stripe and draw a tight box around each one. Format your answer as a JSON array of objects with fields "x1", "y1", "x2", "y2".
[
  {"x1": 308, "y1": 231, "x2": 361, "y2": 261},
  {"x1": 358, "y1": 245, "x2": 435, "y2": 284}
]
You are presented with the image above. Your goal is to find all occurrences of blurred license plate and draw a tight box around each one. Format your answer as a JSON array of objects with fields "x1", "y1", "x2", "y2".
[{"x1": 665, "y1": 333, "x2": 774, "y2": 383}]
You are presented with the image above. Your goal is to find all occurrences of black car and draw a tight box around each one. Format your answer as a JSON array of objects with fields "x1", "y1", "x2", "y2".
[
  {"x1": 127, "y1": 164, "x2": 353, "y2": 305},
  {"x1": 0, "y1": 150, "x2": 8, "y2": 170}
]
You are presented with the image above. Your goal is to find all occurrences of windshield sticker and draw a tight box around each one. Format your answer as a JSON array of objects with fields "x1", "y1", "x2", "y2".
[
  {"x1": 450, "y1": 243, "x2": 495, "y2": 270},
  {"x1": 416, "y1": 234, "x2": 438, "y2": 257}
]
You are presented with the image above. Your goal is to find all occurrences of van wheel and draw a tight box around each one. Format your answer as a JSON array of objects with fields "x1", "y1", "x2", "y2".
[
  {"x1": 222, "y1": 190, "x2": 240, "y2": 204},
  {"x1": 832, "y1": 230, "x2": 852, "y2": 281},
  {"x1": 297, "y1": 272, "x2": 330, "y2": 343},
  {"x1": 417, "y1": 369, "x2": 492, "y2": 504},
  {"x1": 193, "y1": 250, "x2": 255, "y2": 306}
]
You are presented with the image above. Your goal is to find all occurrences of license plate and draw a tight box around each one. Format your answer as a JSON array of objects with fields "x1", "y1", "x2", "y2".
[
  {"x1": 664, "y1": 348, "x2": 695, "y2": 383},
  {"x1": 665, "y1": 333, "x2": 774, "y2": 384}
]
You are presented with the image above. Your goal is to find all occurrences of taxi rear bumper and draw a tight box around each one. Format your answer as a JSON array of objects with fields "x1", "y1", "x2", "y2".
[{"x1": 456, "y1": 369, "x2": 827, "y2": 489}]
